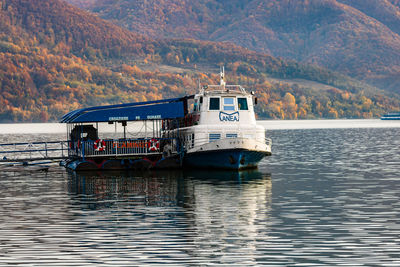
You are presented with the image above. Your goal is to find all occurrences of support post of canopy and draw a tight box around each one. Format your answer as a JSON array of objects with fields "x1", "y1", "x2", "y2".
[
  {"x1": 122, "y1": 121, "x2": 127, "y2": 139},
  {"x1": 145, "y1": 121, "x2": 147, "y2": 140}
]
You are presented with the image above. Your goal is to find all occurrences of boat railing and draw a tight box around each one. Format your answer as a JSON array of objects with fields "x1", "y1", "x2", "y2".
[
  {"x1": 69, "y1": 137, "x2": 179, "y2": 158},
  {"x1": 204, "y1": 84, "x2": 247, "y2": 93},
  {"x1": 181, "y1": 136, "x2": 271, "y2": 151}
]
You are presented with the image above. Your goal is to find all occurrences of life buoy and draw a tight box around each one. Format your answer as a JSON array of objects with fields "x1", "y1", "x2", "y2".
[
  {"x1": 94, "y1": 139, "x2": 106, "y2": 152},
  {"x1": 147, "y1": 138, "x2": 160, "y2": 152}
]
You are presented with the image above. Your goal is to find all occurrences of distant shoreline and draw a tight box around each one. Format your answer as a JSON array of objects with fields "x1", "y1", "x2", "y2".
[
  {"x1": 1, "y1": 119, "x2": 400, "y2": 134},
  {"x1": 259, "y1": 119, "x2": 400, "y2": 130}
]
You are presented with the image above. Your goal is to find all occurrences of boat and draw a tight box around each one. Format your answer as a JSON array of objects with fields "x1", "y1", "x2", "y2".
[
  {"x1": 381, "y1": 112, "x2": 400, "y2": 120},
  {"x1": 168, "y1": 68, "x2": 271, "y2": 169},
  {"x1": 60, "y1": 68, "x2": 271, "y2": 171}
]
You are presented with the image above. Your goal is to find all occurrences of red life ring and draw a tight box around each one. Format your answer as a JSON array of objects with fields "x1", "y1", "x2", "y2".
[
  {"x1": 147, "y1": 138, "x2": 160, "y2": 152},
  {"x1": 94, "y1": 139, "x2": 106, "y2": 152}
]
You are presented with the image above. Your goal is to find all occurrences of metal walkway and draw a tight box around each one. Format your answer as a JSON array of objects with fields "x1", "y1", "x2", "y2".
[
  {"x1": 0, "y1": 141, "x2": 69, "y2": 163},
  {"x1": 0, "y1": 137, "x2": 179, "y2": 163}
]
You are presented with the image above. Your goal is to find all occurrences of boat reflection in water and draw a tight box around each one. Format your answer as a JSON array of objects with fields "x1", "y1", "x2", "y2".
[
  {"x1": 67, "y1": 170, "x2": 272, "y2": 264},
  {"x1": 67, "y1": 169, "x2": 271, "y2": 208}
]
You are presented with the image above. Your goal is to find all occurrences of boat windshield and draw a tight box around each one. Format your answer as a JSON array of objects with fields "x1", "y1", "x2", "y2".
[
  {"x1": 238, "y1": 98, "x2": 248, "y2": 110},
  {"x1": 223, "y1": 97, "x2": 235, "y2": 111},
  {"x1": 209, "y1": 97, "x2": 220, "y2": 110}
]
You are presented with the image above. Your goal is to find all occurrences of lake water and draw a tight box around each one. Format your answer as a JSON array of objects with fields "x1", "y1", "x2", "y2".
[{"x1": 1, "y1": 120, "x2": 400, "y2": 266}]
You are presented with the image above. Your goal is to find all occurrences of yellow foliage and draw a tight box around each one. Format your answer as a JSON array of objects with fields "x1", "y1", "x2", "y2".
[
  {"x1": 298, "y1": 107, "x2": 307, "y2": 119},
  {"x1": 283, "y1": 92, "x2": 296, "y2": 105},
  {"x1": 328, "y1": 108, "x2": 338, "y2": 118}
]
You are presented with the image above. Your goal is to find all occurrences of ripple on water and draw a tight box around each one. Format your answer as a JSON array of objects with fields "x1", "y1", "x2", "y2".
[{"x1": 1, "y1": 128, "x2": 400, "y2": 265}]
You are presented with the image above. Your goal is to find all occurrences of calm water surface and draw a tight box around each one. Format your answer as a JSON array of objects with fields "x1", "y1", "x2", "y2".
[{"x1": 1, "y1": 121, "x2": 400, "y2": 266}]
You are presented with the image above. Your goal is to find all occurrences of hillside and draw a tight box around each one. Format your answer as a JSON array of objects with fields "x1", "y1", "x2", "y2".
[
  {"x1": 0, "y1": 0, "x2": 399, "y2": 122},
  {"x1": 338, "y1": 0, "x2": 400, "y2": 36},
  {"x1": 64, "y1": 0, "x2": 95, "y2": 8},
  {"x1": 1, "y1": 0, "x2": 151, "y2": 55},
  {"x1": 71, "y1": 0, "x2": 400, "y2": 92}
]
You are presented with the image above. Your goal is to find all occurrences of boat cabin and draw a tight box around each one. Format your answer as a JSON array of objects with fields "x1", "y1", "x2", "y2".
[{"x1": 172, "y1": 84, "x2": 268, "y2": 155}]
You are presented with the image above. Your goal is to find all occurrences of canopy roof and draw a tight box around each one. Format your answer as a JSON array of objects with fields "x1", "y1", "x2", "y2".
[{"x1": 60, "y1": 96, "x2": 193, "y2": 123}]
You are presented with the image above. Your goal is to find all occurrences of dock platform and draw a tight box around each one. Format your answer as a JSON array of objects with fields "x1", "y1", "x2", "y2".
[{"x1": 0, "y1": 141, "x2": 69, "y2": 163}]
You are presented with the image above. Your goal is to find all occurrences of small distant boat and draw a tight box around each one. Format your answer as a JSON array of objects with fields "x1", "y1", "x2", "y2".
[{"x1": 381, "y1": 112, "x2": 400, "y2": 120}]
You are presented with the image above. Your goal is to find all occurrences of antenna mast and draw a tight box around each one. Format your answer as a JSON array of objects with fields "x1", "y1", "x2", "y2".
[{"x1": 220, "y1": 66, "x2": 226, "y2": 89}]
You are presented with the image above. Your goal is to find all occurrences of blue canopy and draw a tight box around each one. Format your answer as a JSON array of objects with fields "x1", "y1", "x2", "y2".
[{"x1": 60, "y1": 96, "x2": 192, "y2": 123}]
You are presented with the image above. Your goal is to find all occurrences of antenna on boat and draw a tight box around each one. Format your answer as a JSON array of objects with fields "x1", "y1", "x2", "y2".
[{"x1": 220, "y1": 66, "x2": 226, "y2": 90}]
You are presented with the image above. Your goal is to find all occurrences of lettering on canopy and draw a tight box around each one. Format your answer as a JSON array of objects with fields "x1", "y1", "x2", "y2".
[
  {"x1": 109, "y1": 116, "x2": 129, "y2": 121},
  {"x1": 147, "y1": 115, "x2": 162, "y2": 119},
  {"x1": 219, "y1": 111, "x2": 239, "y2": 122}
]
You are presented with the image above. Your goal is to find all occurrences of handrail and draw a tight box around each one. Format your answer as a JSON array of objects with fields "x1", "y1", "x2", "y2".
[
  {"x1": 206, "y1": 84, "x2": 247, "y2": 93},
  {"x1": 69, "y1": 137, "x2": 180, "y2": 158},
  {"x1": 0, "y1": 140, "x2": 69, "y2": 147},
  {"x1": 0, "y1": 141, "x2": 69, "y2": 162},
  {"x1": 0, "y1": 137, "x2": 181, "y2": 162},
  {"x1": 181, "y1": 136, "x2": 271, "y2": 151}
]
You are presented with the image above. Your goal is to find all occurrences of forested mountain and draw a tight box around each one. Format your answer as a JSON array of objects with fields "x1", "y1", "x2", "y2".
[
  {"x1": 1, "y1": 0, "x2": 399, "y2": 122},
  {"x1": 64, "y1": 0, "x2": 95, "y2": 8},
  {"x1": 70, "y1": 0, "x2": 400, "y2": 92}
]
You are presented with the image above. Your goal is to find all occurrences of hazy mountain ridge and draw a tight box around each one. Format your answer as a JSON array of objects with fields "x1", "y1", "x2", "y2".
[
  {"x1": 70, "y1": 0, "x2": 400, "y2": 92},
  {"x1": 338, "y1": 0, "x2": 400, "y2": 36}
]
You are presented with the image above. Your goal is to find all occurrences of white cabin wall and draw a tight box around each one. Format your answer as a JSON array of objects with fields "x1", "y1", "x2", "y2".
[
  {"x1": 198, "y1": 95, "x2": 256, "y2": 126},
  {"x1": 184, "y1": 92, "x2": 267, "y2": 151}
]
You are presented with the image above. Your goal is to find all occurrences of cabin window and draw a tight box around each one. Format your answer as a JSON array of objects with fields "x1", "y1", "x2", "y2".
[
  {"x1": 197, "y1": 97, "x2": 203, "y2": 111},
  {"x1": 209, "y1": 133, "x2": 221, "y2": 142},
  {"x1": 223, "y1": 97, "x2": 235, "y2": 111},
  {"x1": 193, "y1": 99, "x2": 199, "y2": 112},
  {"x1": 238, "y1": 98, "x2": 248, "y2": 110},
  {"x1": 199, "y1": 97, "x2": 203, "y2": 111},
  {"x1": 209, "y1": 97, "x2": 220, "y2": 110},
  {"x1": 226, "y1": 133, "x2": 238, "y2": 138}
]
